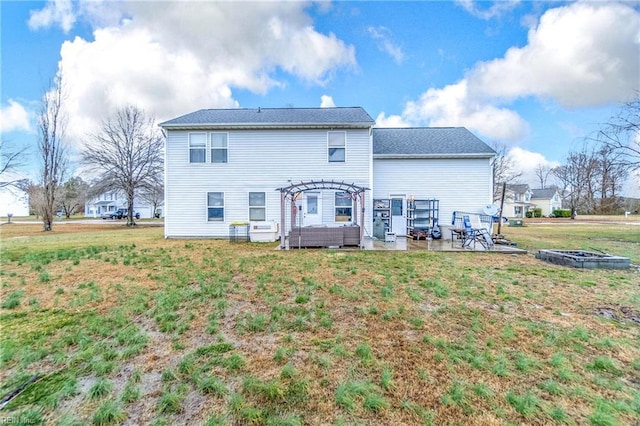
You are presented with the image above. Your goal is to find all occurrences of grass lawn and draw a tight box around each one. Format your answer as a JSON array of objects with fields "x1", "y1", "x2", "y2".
[{"x1": 0, "y1": 221, "x2": 638, "y2": 425}]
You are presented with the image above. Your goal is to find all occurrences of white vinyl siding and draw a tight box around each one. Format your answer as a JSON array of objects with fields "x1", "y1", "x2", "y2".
[
  {"x1": 164, "y1": 128, "x2": 372, "y2": 237},
  {"x1": 189, "y1": 133, "x2": 206, "y2": 163},
  {"x1": 373, "y1": 157, "x2": 493, "y2": 238}
]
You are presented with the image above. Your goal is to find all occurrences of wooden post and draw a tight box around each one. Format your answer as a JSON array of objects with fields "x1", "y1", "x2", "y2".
[
  {"x1": 280, "y1": 191, "x2": 286, "y2": 249},
  {"x1": 359, "y1": 192, "x2": 365, "y2": 248}
]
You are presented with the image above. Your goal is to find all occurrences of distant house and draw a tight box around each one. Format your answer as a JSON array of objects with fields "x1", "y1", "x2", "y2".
[
  {"x1": 0, "y1": 184, "x2": 29, "y2": 217},
  {"x1": 85, "y1": 190, "x2": 159, "y2": 218},
  {"x1": 159, "y1": 107, "x2": 496, "y2": 244},
  {"x1": 531, "y1": 187, "x2": 562, "y2": 217},
  {"x1": 503, "y1": 184, "x2": 534, "y2": 218}
]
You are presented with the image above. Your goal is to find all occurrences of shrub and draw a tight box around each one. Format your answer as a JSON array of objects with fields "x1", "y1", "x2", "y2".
[{"x1": 552, "y1": 209, "x2": 572, "y2": 218}]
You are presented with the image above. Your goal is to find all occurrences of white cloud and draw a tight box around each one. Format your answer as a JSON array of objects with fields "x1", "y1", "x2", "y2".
[
  {"x1": 374, "y1": 112, "x2": 410, "y2": 128},
  {"x1": 320, "y1": 95, "x2": 336, "y2": 108},
  {"x1": 507, "y1": 147, "x2": 560, "y2": 188},
  {"x1": 28, "y1": 0, "x2": 76, "y2": 33},
  {"x1": 469, "y1": 2, "x2": 640, "y2": 107},
  {"x1": 403, "y1": 80, "x2": 529, "y2": 141},
  {"x1": 367, "y1": 26, "x2": 404, "y2": 65},
  {"x1": 456, "y1": 0, "x2": 521, "y2": 20},
  {"x1": 388, "y1": 2, "x2": 638, "y2": 144},
  {"x1": 0, "y1": 100, "x2": 33, "y2": 134},
  {"x1": 30, "y1": 1, "x2": 357, "y2": 146}
]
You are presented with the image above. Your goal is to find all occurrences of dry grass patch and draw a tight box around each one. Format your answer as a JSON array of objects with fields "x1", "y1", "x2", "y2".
[{"x1": 1, "y1": 223, "x2": 638, "y2": 425}]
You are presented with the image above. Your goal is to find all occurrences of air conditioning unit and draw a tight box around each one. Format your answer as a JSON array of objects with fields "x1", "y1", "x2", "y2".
[{"x1": 249, "y1": 221, "x2": 279, "y2": 242}]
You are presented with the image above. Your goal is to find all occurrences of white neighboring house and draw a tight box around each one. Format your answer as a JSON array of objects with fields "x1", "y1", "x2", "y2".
[
  {"x1": 531, "y1": 188, "x2": 562, "y2": 217},
  {"x1": 159, "y1": 107, "x2": 496, "y2": 241},
  {"x1": 502, "y1": 184, "x2": 535, "y2": 218},
  {"x1": 0, "y1": 184, "x2": 29, "y2": 217},
  {"x1": 85, "y1": 190, "x2": 159, "y2": 218}
]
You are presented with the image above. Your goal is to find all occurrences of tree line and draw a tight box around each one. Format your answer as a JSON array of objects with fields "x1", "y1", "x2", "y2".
[
  {"x1": 492, "y1": 95, "x2": 639, "y2": 215},
  {"x1": 1, "y1": 75, "x2": 164, "y2": 231}
]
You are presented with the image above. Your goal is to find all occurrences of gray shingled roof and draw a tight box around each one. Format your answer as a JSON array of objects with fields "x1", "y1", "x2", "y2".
[
  {"x1": 531, "y1": 188, "x2": 559, "y2": 199},
  {"x1": 160, "y1": 107, "x2": 374, "y2": 128},
  {"x1": 373, "y1": 128, "x2": 495, "y2": 157}
]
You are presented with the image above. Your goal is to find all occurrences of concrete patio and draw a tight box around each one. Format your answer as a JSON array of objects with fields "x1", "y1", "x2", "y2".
[{"x1": 284, "y1": 235, "x2": 526, "y2": 253}]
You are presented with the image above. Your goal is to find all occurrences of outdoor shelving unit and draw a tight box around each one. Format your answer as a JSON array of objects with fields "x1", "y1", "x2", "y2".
[{"x1": 407, "y1": 199, "x2": 439, "y2": 239}]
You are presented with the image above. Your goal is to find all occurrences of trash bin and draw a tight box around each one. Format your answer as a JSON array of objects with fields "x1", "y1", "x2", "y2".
[{"x1": 229, "y1": 222, "x2": 250, "y2": 242}]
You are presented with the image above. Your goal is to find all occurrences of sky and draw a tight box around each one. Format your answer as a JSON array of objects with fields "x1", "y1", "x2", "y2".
[{"x1": 1, "y1": 0, "x2": 639, "y2": 195}]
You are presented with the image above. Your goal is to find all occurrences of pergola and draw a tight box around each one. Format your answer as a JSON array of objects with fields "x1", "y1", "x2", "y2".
[{"x1": 276, "y1": 180, "x2": 370, "y2": 249}]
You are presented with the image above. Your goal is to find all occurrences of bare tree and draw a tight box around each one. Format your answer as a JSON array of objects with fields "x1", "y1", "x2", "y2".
[
  {"x1": 533, "y1": 164, "x2": 551, "y2": 189},
  {"x1": 0, "y1": 139, "x2": 28, "y2": 187},
  {"x1": 595, "y1": 94, "x2": 640, "y2": 175},
  {"x1": 490, "y1": 141, "x2": 522, "y2": 203},
  {"x1": 36, "y1": 75, "x2": 68, "y2": 231},
  {"x1": 81, "y1": 106, "x2": 164, "y2": 226}
]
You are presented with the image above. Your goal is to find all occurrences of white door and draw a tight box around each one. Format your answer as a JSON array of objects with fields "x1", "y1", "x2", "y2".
[
  {"x1": 390, "y1": 196, "x2": 406, "y2": 236},
  {"x1": 303, "y1": 192, "x2": 322, "y2": 226}
]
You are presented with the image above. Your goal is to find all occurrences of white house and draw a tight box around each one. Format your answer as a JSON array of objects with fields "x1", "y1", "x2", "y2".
[
  {"x1": 85, "y1": 190, "x2": 160, "y2": 219},
  {"x1": 531, "y1": 187, "x2": 562, "y2": 217},
  {"x1": 502, "y1": 184, "x2": 535, "y2": 218},
  {"x1": 0, "y1": 184, "x2": 29, "y2": 217},
  {"x1": 159, "y1": 107, "x2": 496, "y2": 245}
]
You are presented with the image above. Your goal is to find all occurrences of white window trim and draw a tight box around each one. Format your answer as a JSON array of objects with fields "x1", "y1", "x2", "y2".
[
  {"x1": 210, "y1": 132, "x2": 229, "y2": 164},
  {"x1": 207, "y1": 191, "x2": 225, "y2": 222},
  {"x1": 327, "y1": 131, "x2": 347, "y2": 163},
  {"x1": 334, "y1": 191, "x2": 353, "y2": 222},
  {"x1": 248, "y1": 191, "x2": 267, "y2": 221},
  {"x1": 189, "y1": 132, "x2": 207, "y2": 163}
]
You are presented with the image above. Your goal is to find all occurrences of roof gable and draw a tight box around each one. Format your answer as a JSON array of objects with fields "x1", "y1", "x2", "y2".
[
  {"x1": 373, "y1": 127, "x2": 495, "y2": 158},
  {"x1": 160, "y1": 107, "x2": 374, "y2": 129}
]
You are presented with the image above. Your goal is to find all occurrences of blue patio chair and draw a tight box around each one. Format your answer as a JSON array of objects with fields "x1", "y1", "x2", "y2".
[{"x1": 461, "y1": 215, "x2": 494, "y2": 249}]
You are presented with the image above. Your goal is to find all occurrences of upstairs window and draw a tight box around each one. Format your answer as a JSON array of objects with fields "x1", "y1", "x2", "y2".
[
  {"x1": 328, "y1": 131, "x2": 346, "y2": 162},
  {"x1": 211, "y1": 133, "x2": 228, "y2": 163},
  {"x1": 207, "y1": 192, "x2": 224, "y2": 221},
  {"x1": 335, "y1": 192, "x2": 353, "y2": 222},
  {"x1": 189, "y1": 133, "x2": 207, "y2": 163},
  {"x1": 249, "y1": 192, "x2": 266, "y2": 221}
]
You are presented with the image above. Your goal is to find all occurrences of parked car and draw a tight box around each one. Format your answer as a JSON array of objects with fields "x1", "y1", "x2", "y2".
[
  {"x1": 493, "y1": 215, "x2": 508, "y2": 223},
  {"x1": 113, "y1": 208, "x2": 140, "y2": 219},
  {"x1": 101, "y1": 209, "x2": 140, "y2": 219}
]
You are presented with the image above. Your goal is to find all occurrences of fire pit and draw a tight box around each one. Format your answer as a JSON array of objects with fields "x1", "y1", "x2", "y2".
[{"x1": 536, "y1": 249, "x2": 630, "y2": 269}]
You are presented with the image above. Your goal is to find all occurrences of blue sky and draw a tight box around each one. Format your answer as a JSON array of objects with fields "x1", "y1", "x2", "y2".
[{"x1": 1, "y1": 0, "x2": 639, "y2": 194}]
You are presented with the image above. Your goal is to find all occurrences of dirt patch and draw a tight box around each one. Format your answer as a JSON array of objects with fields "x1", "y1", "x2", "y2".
[{"x1": 594, "y1": 305, "x2": 640, "y2": 324}]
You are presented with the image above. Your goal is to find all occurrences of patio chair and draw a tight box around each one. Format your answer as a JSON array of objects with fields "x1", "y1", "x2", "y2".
[{"x1": 461, "y1": 215, "x2": 494, "y2": 249}]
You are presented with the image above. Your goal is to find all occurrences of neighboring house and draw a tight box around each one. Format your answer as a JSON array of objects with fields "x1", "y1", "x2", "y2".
[
  {"x1": 502, "y1": 184, "x2": 535, "y2": 218},
  {"x1": 159, "y1": 107, "x2": 496, "y2": 241},
  {"x1": 531, "y1": 187, "x2": 562, "y2": 217},
  {"x1": 0, "y1": 184, "x2": 29, "y2": 217},
  {"x1": 85, "y1": 190, "x2": 159, "y2": 218}
]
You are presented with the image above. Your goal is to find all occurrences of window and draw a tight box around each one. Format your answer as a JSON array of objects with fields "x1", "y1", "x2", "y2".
[
  {"x1": 211, "y1": 133, "x2": 228, "y2": 163},
  {"x1": 207, "y1": 192, "x2": 224, "y2": 221},
  {"x1": 335, "y1": 192, "x2": 353, "y2": 222},
  {"x1": 189, "y1": 133, "x2": 207, "y2": 163},
  {"x1": 249, "y1": 192, "x2": 266, "y2": 221},
  {"x1": 328, "y1": 131, "x2": 346, "y2": 162}
]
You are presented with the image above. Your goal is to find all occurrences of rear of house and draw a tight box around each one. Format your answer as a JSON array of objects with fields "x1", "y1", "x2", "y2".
[
  {"x1": 160, "y1": 107, "x2": 496, "y2": 243},
  {"x1": 160, "y1": 107, "x2": 374, "y2": 238},
  {"x1": 372, "y1": 128, "x2": 496, "y2": 238}
]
